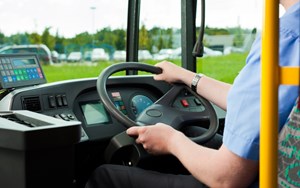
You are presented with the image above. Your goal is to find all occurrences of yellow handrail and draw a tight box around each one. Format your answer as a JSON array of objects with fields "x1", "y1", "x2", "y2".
[
  {"x1": 280, "y1": 67, "x2": 300, "y2": 85},
  {"x1": 260, "y1": 1, "x2": 300, "y2": 187},
  {"x1": 260, "y1": 0, "x2": 279, "y2": 187}
]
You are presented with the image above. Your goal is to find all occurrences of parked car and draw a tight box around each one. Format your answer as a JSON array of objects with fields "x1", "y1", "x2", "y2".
[
  {"x1": 84, "y1": 51, "x2": 92, "y2": 61},
  {"x1": 0, "y1": 44, "x2": 53, "y2": 65},
  {"x1": 67, "y1": 52, "x2": 82, "y2": 62},
  {"x1": 91, "y1": 48, "x2": 109, "y2": 62},
  {"x1": 51, "y1": 50, "x2": 59, "y2": 63},
  {"x1": 138, "y1": 50, "x2": 152, "y2": 60},
  {"x1": 58, "y1": 53, "x2": 67, "y2": 62},
  {"x1": 203, "y1": 46, "x2": 223, "y2": 57},
  {"x1": 153, "y1": 48, "x2": 174, "y2": 60},
  {"x1": 113, "y1": 50, "x2": 126, "y2": 61},
  {"x1": 170, "y1": 47, "x2": 182, "y2": 59}
]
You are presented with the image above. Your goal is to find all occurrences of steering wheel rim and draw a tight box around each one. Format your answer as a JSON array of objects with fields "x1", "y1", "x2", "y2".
[{"x1": 97, "y1": 62, "x2": 219, "y2": 144}]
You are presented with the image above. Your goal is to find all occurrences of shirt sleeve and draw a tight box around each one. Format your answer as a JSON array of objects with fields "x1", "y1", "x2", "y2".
[
  {"x1": 222, "y1": 3, "x2": 299, "y2": 161},
  {"x1": 223, "y1": 38, "x2": 261, "y2": 160}
]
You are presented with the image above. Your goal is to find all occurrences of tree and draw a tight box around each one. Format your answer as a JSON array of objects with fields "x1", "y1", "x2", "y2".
[
  {"x1": 9, "y1": 33, "x2": 29, "y2": 44},
  {"x1": 29, "y1": 32, "x2": 42, "y2": 44},
  {"x1": 114, "y1": 29, "x2": 126, "y2": 50},
  {"x1": 54, "y1": 32, "x2": 66, "y2": 53},
  {"x1": 157, "y1": 35, "x2": 164, "y2": 51},
  {"x1": 41, "y1": 27, "x2": 56, "y2": 50},
  {"x1": 232, "y1": 26, "x2": 244, "y2": 47},
  {"x1": 95, "y1": 27, "x2": 112, "y2": 45},
  {"x1": 139, "y1": 24, "x2": 150, "y2": 50},
  {"x1": 0, "y1": 31, "x2": 5, "y2": 44},
  {"x1": 166, "y1": 28, "x2": 173, "y2": 48},
  {"x1": 74, "y1": 32, "x2": 92, "y2": 46}
]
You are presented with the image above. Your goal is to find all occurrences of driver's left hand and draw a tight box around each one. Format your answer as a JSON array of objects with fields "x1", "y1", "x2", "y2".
[{"x1": 126, "y1": 123, "x2": 182, "y2": 155}]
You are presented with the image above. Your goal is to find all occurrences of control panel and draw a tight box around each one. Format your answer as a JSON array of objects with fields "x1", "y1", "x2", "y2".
[
  {"x1": 0, "y1": 54, "x2": 46, "y2": 89},
  {"x1": 173, "y1": 89, "x2": 205, "y2": 112}
]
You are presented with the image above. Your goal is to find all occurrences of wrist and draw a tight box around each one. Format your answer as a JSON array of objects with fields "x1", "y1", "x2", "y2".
[
  {"x1": 191, "y1": 73, "x2": 204, "y2": 92},
  {"x1": 168, "y1": 131, "x2": 185, "y2": 155}
]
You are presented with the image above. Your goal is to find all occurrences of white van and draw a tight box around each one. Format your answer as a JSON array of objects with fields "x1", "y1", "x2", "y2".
[{"x1": 91, "y1": 48, "x2": 109, "y2": 62}]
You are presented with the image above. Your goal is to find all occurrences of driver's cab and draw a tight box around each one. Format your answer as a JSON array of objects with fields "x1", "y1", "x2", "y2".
[{"x1": 0, "y1": 0, "x2": 297, "y2": 188}]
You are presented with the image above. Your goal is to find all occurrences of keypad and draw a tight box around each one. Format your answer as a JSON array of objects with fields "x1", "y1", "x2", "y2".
[{"x1": 0, "y1": 57, "x2": 44, "y2": 83}]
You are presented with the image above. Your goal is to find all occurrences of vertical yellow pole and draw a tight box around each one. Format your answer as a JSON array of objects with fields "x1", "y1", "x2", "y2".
[{"x1": 260, "y1": 0, "x2": 279, "y2": 187}]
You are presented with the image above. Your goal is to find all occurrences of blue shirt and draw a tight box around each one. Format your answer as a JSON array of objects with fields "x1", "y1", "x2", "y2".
[{"x1": 223, "y1": 1, "x2": 299, "y2": 163}]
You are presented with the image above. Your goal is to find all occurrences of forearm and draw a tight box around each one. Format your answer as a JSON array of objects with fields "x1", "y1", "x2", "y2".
[
  {"x1": 197, "y1": 76, "x2": 231, "y2": 110},
  {"x1": 169, "y1": 132, "x2": 226, "y2": 187},
  {"x1": 169, "y1": 132, "x2": 258, "y2": 187}
]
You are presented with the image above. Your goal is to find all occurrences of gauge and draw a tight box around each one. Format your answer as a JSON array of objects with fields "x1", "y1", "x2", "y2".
[{"x1": 131, "y1": 95, "x2": 154, "y2": 117}]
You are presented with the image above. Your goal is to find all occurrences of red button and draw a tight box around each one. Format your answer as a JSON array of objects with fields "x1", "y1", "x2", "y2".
[{"x1": 180, "y1": 99, "x2": 189, "y2": 107}]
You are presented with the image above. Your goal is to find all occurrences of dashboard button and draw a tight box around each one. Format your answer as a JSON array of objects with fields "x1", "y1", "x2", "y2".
[
  {"x1": 67, "y1": 114, "x2": 75, "y2": 120},
  {"x1": 56, "y1": 95, "x2": 63, "y2": 107},
  {"x1": 48, "y1": 95, "x2": 56, "y2": 108},
  {"x1": 59, "y1": 113, "x2": 69, "y2": 121},
  {"x1": 194, "y1": 98, "x2": 202, "y2": 106},
  {"x1": 180, "y1": 99, "x2": 189, "y2": 107},
  {"x1": 62, "y1": 95, "x2": 68, "y2": 106},
  {"x1": 146, "y1": 109, "x2": 162, "y2": 117},
  {"x1": 54, "y1": 114, "x2": 61, "y2": 119}
]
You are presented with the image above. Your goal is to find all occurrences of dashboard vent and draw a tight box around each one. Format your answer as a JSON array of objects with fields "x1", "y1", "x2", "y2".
[{"x1": 22, "y1": 96, "x2": 42, "y2": 112}]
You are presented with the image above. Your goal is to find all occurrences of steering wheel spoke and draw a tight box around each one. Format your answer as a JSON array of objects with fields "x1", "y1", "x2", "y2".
[{"x1": 155, "y1": 84, "x2": 186, "y2": 106}]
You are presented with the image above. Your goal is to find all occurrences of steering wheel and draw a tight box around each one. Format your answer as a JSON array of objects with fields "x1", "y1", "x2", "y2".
[{"x1": 97, "y1": 62, "x2": 219, "y2": 144}]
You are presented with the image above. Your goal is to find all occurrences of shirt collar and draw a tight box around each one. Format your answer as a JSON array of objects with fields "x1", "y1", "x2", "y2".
[{"x1": 285, "y1": 1, "x2": 300, "y2": 15}]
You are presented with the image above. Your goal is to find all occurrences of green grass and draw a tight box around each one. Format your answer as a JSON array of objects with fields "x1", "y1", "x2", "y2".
[
  {"x1": 42, "y1": 53, "x2": 247, "y2": 84},
  {"x1": 43, "y1": 61, "x2": 117, "y2": 82},
  {"x1": 197, "y1": 53, "x2": 247, "y2": 83}
]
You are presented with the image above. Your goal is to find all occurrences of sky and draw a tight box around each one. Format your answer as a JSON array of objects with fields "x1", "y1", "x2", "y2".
[{"x1": 0, "y1": 0, "x2": 284, "y2": 38}]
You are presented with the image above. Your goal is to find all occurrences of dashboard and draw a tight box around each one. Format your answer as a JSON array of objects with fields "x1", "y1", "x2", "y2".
[
  {"x1": 0, "y1": 75, "x2": 226, "y2": 188},
  {"x1": 0, "y1": 76, "x2": 172, "y2": 142},
  {"x1": 0, "y1": 75, "x2": 226, "y2": 142}
]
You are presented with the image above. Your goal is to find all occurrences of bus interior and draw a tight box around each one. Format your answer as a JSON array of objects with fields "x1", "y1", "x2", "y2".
[{"x1": 0, "y1": 0, "x2": 298, "y2": 188}]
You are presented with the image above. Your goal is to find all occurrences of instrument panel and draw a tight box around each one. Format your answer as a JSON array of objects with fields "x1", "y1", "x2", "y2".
[
  {"x1": 73, "y1": 80, "x2": 164, "y2": 141},
  {"x1": 0, "y1": 76, "x2": 171, "y2": 142},
  {"x1": 0, "y1": 74, "x2": 226, "y2": 188},
  {"x1": 131, "y1": 94, "x2": 154, "y2": 117},
  {"x1": 0, "y1": 76, "x2": 226, "y2": 142}
]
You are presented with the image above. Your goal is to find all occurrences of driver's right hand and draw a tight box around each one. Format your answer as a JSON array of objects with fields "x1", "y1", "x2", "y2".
[
  {"x1": 154, "y1": 61, "x2": 196, "y2": 86},
  {"x1": 126, "y1": 123, "x2": 183, "y2": 155}
]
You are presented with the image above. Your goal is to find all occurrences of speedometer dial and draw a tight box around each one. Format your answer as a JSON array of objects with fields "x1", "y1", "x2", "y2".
[{"x1": 131, "y1": 95, "x2": 154, "y2": 117}]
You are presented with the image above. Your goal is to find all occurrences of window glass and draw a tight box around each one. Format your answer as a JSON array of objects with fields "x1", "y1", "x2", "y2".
[
  {"x1": 0, "y1": 0, "x2": 263, "y2": 84},
  {"x1": 139, "y1": 0, "x2": 181, "y2": 65},
  {"x1": 196, "y1": 0, "x2": 262, "y2": 83},
  {"x1": 0, "y1": 0, "x2": 128, "y2": 82}
]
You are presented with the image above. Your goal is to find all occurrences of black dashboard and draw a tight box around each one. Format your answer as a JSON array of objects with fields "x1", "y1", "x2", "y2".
[
  {"x1": 0, "y1": 76, "x2": 172, "y2": 142},
  {"x1": 0, "y1": 75, "x2": 226, "y2": 188},
  {"x1": 0, "y1": 75, "x2": 226, "y2": 142}
]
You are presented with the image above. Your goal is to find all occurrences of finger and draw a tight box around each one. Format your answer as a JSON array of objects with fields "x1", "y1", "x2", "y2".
[
  {"x1": 142, "y1": 143, "x2": 148, "y2": 150},
  {"x1": 126, "y1": 126, "x2": 140, "y2": 136},
  {"x1": 127, "y1": 126, "x2": 147, "y2": 136},
  {"x1": 135, "y1": 137, "x2": 142, "y2": 144},
  {"x1": 153, "y1": 74, "x2": 161, "y2": 81}
]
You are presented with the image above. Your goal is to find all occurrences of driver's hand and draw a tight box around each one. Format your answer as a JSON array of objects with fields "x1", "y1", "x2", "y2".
[
  {"x1": 126, "y1": 123, "x2": 181, "y2": 155},
  {"x1": 154, "y1": 61, "x2": 194, "y2": 85}
]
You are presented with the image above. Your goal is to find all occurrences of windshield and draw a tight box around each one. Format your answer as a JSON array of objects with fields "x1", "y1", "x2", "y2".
[{"x1": 0, "y1": 0, "x2": 264, "y2": 84}]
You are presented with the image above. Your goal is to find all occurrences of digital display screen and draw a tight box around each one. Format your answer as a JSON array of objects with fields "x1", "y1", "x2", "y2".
[
  {"x1": 81, "y1": 101, "x2": 111, "y2": 127},
  {"x1": 12, "y1": 58, "x2": 36, "y2": 67},
  {"x1": 0, "y1": 54, "x2": 46, "y2": 89}
]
